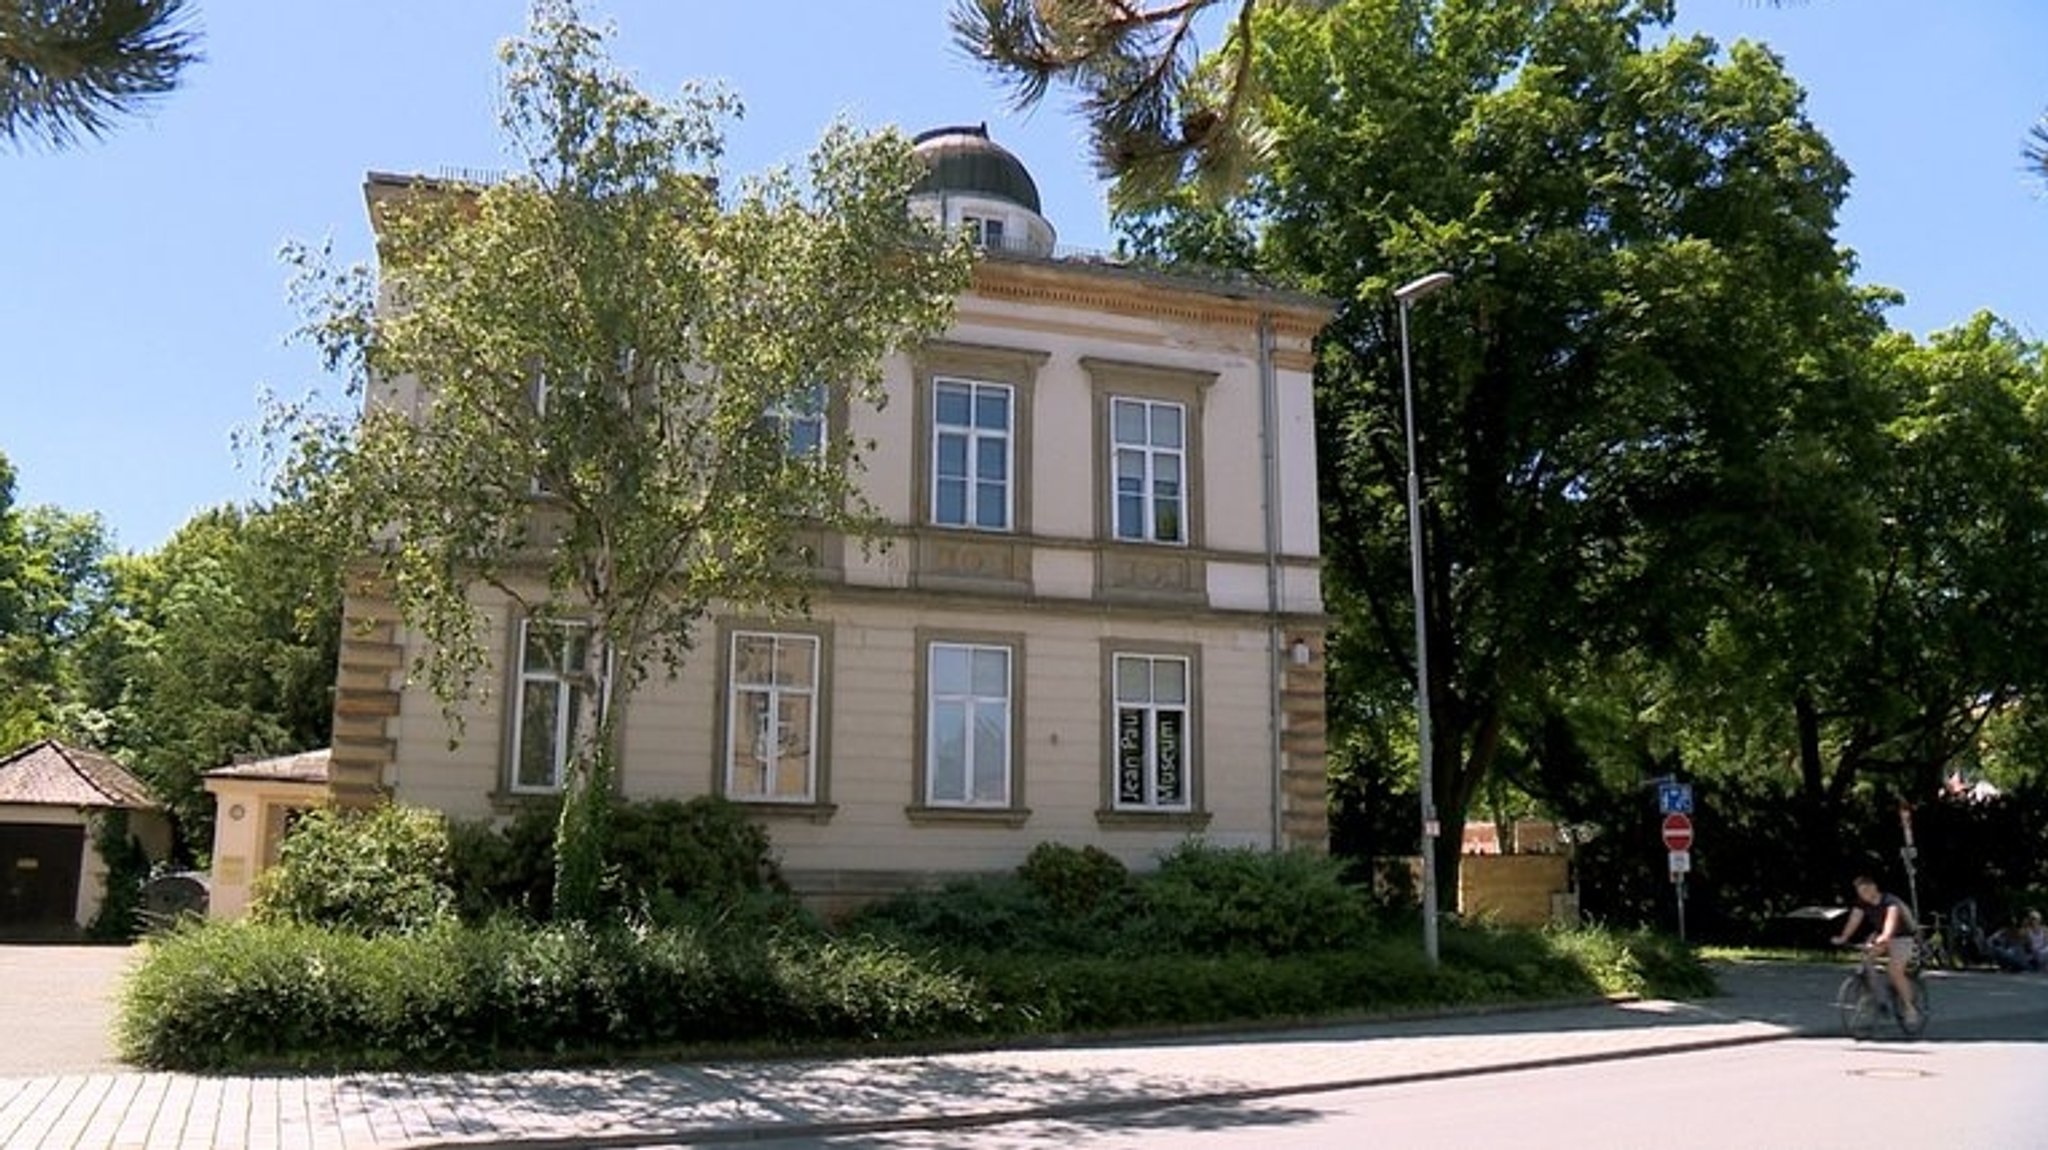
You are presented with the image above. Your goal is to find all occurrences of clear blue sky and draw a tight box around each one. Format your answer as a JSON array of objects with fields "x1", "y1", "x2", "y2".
[{"x1": 4, "y1": 0, "x2": 2044, "y2": 552}]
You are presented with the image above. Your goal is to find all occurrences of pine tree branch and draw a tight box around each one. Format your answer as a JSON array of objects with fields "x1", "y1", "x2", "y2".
[{"x1": 0, "y1": 0, "x2": 200, "y2": 150}]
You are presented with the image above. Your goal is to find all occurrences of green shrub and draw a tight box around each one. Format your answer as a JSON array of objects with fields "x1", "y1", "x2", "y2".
[
  {"x1": 1538, "y1": 925, "x2": 1715, "y2": 998},
  {"x1": 117, "y1": 915, "x2": 1711, "y2": 1071},
  {"x1": 961, "y1": 937, "x2": 1591, "y2": 1034},
  {"x1": 608, "y1": 796, "x2": 786, "y2": 907},
  {"x1": 849, "y1": 876, "x2": 1068, "y2": 954},
  {"x1": 1133, "y1": 842, "x2": 1374, "y2": 956},
  {"x1": 119, "y1": 917, "x2": 986, "y2": 1071},
  {"x1": 252, "y1": 804, "x2": 454, "y2": 935},
  {"x1": 445, "y1": 795, "x2": 787, "y2": 925},
  {"x1": 1018, "y1": 842, "x2": 1131, "y2": 916},
  {"x1": 853, "y1": 842, "x2": 1376, "y2": 959},
  {"x1": 446, "y1": 808, "x2": 555, "y2": 923}
]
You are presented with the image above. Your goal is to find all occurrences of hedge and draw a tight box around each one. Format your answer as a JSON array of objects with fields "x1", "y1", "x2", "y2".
[
  {"x1": 119, "y1": 917, "x2": 1709, "y2": 1071},
  {"x1": 118, "y1": 919, "x2": 984, "y2": 1070}
]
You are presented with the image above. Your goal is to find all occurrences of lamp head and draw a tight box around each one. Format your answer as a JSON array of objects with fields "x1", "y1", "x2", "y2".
[{"x1": 1394, "y1": 271, "x2": 1455, "y2": 304}]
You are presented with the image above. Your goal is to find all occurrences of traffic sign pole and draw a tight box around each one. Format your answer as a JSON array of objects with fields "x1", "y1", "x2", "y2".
[{"x1": 1660, "y1": 812, "x2": 1696, "y2": 942}]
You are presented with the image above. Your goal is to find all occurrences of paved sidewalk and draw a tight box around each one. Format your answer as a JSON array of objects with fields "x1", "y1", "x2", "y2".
[{"x1": 0, "y1": 962, "x2": 1878, "y2": 1150}]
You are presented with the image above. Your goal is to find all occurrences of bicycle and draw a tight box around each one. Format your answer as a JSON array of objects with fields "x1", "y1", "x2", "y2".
[
  {"x1": 1835, "y1": 942, "x2": 1931, "y2": 1039},
  {"x1": 1917, "y1": 914, "x2": 1959, "y2": 971}
]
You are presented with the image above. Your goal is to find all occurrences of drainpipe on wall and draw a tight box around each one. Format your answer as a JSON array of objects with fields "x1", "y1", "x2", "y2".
[{"x1": 1257, "y1": 314, "x2": 1285, "y2": 851}]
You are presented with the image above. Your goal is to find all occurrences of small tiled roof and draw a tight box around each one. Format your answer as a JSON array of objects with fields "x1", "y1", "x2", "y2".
[
  {"x1": 203, "y1": 747, "x2": 331, "y2": 785},
  {"x1": 0, "y1": 740, "x2": 159, "y2": 810}
]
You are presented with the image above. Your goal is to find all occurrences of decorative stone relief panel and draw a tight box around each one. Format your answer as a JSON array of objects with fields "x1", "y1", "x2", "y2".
[
  {"x1": 913, "y1": 534, "x2": 1031, "y2": 593},
  {"x1": 1096, "y1": 548, "x2": 1205, "y2": 605}
]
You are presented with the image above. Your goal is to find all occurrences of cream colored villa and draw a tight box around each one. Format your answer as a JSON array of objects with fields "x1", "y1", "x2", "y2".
[{"x1": 318, "y1": 126, "x2": 1333, "y2": 907}]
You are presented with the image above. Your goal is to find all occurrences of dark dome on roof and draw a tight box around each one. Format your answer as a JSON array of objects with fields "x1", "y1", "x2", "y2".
[{"x1": 911, "y1": 123, "x2": 1042, "y2": 215}]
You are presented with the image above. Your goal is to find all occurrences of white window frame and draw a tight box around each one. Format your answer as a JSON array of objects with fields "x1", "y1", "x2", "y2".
[
  {"x1": 509, "y1": 617, "x2": 592, "y2": 794},
  {"x1": 963, "y1": 214, "x2": 1006, "y2": 250},
  {"x1": 1111, "y1": 653, "x2": 1193, "y2": 811},
  {"x1": 1110, "y1": 397, "x2": 1188, "y2": 545},
  {"x1": 930, "y1": 377, "x2": 1015, "y2": 532},
  {"x1": 925, "y1": 641, "x2": 1013, "y2": 808},
  {"x1": 723, "y1": 630, "x2": 821, "y2": 803},
  {"x1": 764, "y1": 380, "x2": 828, "y2": 460}
]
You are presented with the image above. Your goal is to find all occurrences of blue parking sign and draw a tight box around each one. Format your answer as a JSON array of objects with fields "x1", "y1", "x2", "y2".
[{"x1": 1658, "y1": 781, "x2": 1694, "y2": 815}]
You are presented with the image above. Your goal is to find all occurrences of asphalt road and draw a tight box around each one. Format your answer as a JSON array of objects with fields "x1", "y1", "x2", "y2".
[
  {"x1": 0, "y1": 946, "x2": 133, "y2": 1076},
  {"x1": 775, "y1": 1038, "x2": 2046, "y2": 1150},
  {"x1": 729, "y1": 967, "x2": 2048, "y2": 1150}
]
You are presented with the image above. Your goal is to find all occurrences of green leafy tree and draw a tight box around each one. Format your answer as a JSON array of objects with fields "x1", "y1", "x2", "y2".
[
  {"x1": 89, "y1": 505, "x2": 340, "y2": 856},
  {"x1": 0, "y1": 450, "x2": 36, "y2": 745},
  {"x1": 0, "y1": 454, "x2": 115, "y2": 748},
  {"x1": 1128, "y1": 0, "x2": 1887, "y2": 894},
  {"x1": 1748, "y1": 318, "x2": 2048, "y2": 832},
  {"x1": 1525, "y1": 316, "x2": 2048, "y2": 911},
  {"x1": 261, "y1": 1, "x2": 969, "y2": 921},
  {"x1": 0, "y1": 0, "x2": 200, "y2": 150}
]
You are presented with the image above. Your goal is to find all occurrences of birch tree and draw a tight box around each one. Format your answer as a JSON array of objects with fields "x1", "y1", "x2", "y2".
[{"x1": 263, "y1": 1, "x2": 969, "y2": 920}]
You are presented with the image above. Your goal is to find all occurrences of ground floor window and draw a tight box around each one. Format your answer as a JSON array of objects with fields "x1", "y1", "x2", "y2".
[
  {"x1": 1112, "y1": 652, "x2": 1191, "y2": 810},
  {"x1": 926, "y1": 641, "x2": 1013, "y2": 806},
  {"x1": 510, "y1": 618, "x2": 592, "y2": 793},
  {"x1": 725, "y1": 631, "x2": 820, "y2": 802}
]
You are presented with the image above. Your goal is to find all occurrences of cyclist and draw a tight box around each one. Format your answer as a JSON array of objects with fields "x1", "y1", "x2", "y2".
[{"x1": 1830, "y1": 873, "x2": 1921, "y2": 1029}]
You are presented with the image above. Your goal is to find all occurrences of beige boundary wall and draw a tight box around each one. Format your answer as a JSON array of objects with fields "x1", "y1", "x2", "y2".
[
  {"x1": 203, "y1": 777, "x2": 327, "y2": 919},
  {"x1": 1458, "y1": 854, "x2": 1571, "y2": 927}
]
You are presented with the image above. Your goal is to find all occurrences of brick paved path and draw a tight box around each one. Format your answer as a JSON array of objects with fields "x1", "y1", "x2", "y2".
[{"x1": 3, "y1": 985, "x2": 1813, "y2": 1150}]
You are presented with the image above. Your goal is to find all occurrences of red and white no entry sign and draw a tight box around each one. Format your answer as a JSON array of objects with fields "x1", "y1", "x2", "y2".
[{"x1": 1661, "y1": 813, "x2": 1694, "y2": 851}]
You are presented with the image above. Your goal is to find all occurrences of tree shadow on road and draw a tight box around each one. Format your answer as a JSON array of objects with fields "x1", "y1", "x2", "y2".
[{"x1": 386, "y1": 1054, "x2": 1325, "y2": 1150}]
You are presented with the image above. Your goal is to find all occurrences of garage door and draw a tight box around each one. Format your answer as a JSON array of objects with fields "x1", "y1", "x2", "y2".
[{"x1": 0, "y1": 823, "x2": 84, "y2": 929}]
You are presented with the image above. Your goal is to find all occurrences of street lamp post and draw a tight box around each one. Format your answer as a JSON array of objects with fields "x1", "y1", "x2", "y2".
[{"x1": 1394, "y1": 270, "x2": 1454, "y2": 967}]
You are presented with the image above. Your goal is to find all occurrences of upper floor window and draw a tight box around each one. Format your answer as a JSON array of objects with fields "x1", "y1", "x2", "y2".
[
  {"x1": 1084, "y1": 358, "x2": 1213, "y2": 550},
  {"x1": 725, "y1": 631, "x2": 819, "y2": 802},
  {"x1": 1111, "y1": 398, "x2": 1187, "y2": 544},
  {"x1": 963, "y1": 215, "x2": 1006, "y2": 250},
  {"x1": 763, "y1": 381, "x2": 828, "y2": 460},
  {"x1": 511, "y1": 618, "x2": 592, "y2": 793},
  {"x1": 932, "y1": 378, "x2": 1013, "y2": 531},
  {"x1": 914, "y1": 343, "x2": 1044, "y2": 540}
]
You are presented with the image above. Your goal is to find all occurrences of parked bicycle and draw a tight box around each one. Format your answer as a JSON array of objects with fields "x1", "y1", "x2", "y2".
[
  {"x1": 1917, "y1": 912, "x2": 1960, "y2": 971},
  {"x1": 1836, "y1": 942, "x2": 1931, "y2": 1039},
  {"x1": 1915, "y1": 898, "x2": 1992, "y2": 970}
]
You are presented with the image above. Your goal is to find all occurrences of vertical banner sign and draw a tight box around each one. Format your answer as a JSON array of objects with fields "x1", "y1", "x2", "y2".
[
  {"x1": 1118, "y1": 709, "x2": 1146, "y2": 805},
  {"x1": 1156, "y1": 712, "x2": 1184, "y2": 805}
]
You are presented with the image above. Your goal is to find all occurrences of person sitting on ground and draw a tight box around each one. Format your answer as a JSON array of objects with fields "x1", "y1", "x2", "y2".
[
  {"x1": 1987, "y1": 914, "x2": 2032, "y2": 971},
  {"x1": 1830, "y1": 873, "x2": 1921, "y2": 1027}
]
